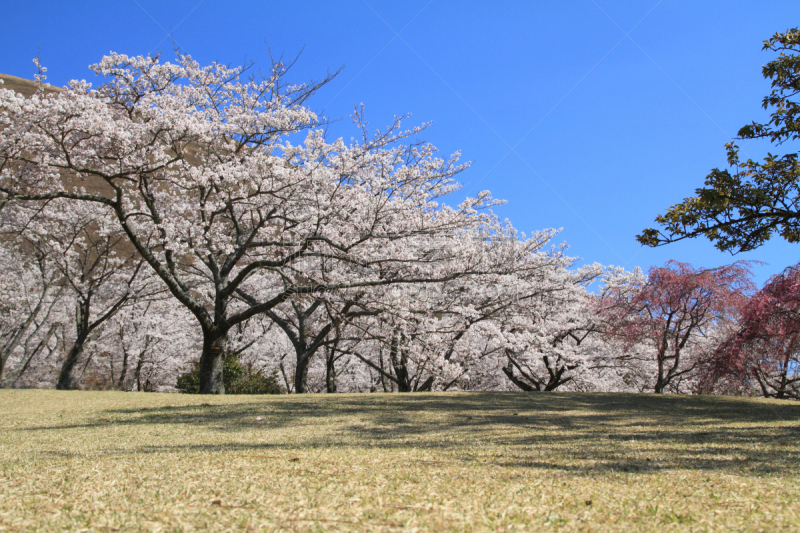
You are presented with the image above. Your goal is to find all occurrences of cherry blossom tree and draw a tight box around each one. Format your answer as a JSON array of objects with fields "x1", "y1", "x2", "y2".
[
  {"x1": 710, "y1": 264, "x2": 800, "y2": 399},
  {"x1": 315, "y1": 227, "x2": 528, "y2": 391},
  {"x1": 0, "y1": 239, "x2": 64, "y2": 384},
  {"x1": 599, "y1": 260, "x2": 753, "y2": 393},
  {"x1": 423, "y1": 230, "x2": 582, "y2": 392},
  {"x1": 327, "y1": 227, "x2": 616, "y2": 394},
  {"x1": 0, "y1": 53, "x2": 510, "y2": 393},
  {"x1": 103, "y1": 297, "x2": 198, "y2": 391},
  {"x1": 2, "y1": 199, "x2": 161, "y2": 389},
  {"x1": 499, "y1": 264, "x2": 605, "y2": 392}
]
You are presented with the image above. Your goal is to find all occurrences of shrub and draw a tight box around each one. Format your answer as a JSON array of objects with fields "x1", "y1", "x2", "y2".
[{"x1": 176, "y1": 353, "x2": 283, "y2": 394}]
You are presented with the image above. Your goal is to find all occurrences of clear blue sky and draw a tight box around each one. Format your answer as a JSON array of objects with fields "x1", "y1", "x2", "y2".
[{"x1": 2, "y1": 1, "x2": 798, "y2": 286}]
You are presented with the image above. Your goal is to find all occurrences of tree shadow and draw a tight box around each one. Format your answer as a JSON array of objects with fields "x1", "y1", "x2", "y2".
[{"x1": 21, "y1": 392, "x2": 800, "y2": 475}]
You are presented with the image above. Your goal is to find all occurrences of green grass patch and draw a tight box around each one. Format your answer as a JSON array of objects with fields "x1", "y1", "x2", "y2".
[{"x1": 1, "y1": 390, "x2": 799, "y2": 531}]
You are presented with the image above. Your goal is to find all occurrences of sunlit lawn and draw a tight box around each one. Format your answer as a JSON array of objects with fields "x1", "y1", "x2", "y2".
[{"x1": 1, "y1": 389, "x2": 799, "y2": 532}]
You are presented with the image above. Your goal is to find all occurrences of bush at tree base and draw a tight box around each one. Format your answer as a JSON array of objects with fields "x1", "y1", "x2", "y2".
[{"x1": 176, "y1": 354, "x2": 283, "y2": 394}]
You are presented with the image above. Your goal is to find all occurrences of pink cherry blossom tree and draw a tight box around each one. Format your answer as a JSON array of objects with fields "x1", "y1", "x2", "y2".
[
  {"x1": 598, "y1": 260, "x2": 753, "y2": 393},
  {"x1": 709, "y1": 264, "x2": 800, "y2": 399}
]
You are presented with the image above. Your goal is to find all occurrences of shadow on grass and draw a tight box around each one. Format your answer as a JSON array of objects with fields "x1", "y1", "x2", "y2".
[{"x1": 21, "y1": 392, "x2": 800, "y2": 475}]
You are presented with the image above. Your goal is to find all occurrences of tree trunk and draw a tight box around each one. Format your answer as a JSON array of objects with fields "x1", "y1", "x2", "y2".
[
  {"x1": 325, "y1": 347, "x2": 337, "y2": 393},
  {"x1": 118, "y1": 347, "x2": 130, "y2": 391},
  {"x1": 198, "y1": 330, "x2": 227, "y2": 394},
  {"x1": 502, "y1": 364, "x2": 536, "y2": 392},
  {"x1": 1, "y1": 327, "x2": 29, "y2": 383},
  {"x1": 0, "y1": 285, "x2": 52, "y2": 383},
  {"x1": 295, "y1": 352, "x2": 311, "y2": 394},
  {"x1": 391, "y1": 365, "x2": 412, "y2": 392},
  {"x1": 776, "y1": 354, "x2": 790, "y2": 399},
  {"x1": 57, "y1": 298, "x2": 91, "y2": 390},
  {"x1": 135, "y1": 352, "x2": 146, "y2": 392},
  {"x1": 109, "y1": 352, "x2": 115, "y2": 388},
  {"x1": 541, "y1": 356, "x2": 576, "y2": 391},
  {"x1": 417, "y1": 376, "x2": 434, "y2": 392},
  {"x1": 378, "y1": 348, "x2": 390, "y2": 392},
  {"x1": 654, "y1": 348, "x2": 667, "y2": 393},
  {"x1": 388, "y1": 333, "x2": 412, "y2": 392},
  {"x1": 56, "y1": 339, "x2": 86, "y2": 390}
]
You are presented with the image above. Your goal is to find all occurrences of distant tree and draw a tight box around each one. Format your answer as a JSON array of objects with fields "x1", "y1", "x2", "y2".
[
  {"x1": 101, "y1": 297, "x2": 198, "y2": 392},
  {"x1": 2, "y1": 200, "x2": 154, "y2": 389},
  {"x1": 638, "y1": 29, "x2": 800, "y2": 253},
  {"x1": 709, "y1": 264, "x2": 800, "y2": 399},
  {"x1": 498, "y1": 263, "x2": 604, "y2": 393},
  {"x1": 0, "y1": 240, "x2": 64, "y2": 384},
  {"x1": 599, "y1": 261, "x2": 753, "y2": 393},
  {"x1": 339, "y1": 227, "x2": 589, "y2": 393}
]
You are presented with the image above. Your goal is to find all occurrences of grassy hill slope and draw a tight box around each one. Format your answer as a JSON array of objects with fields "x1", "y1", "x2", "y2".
[
  {"x1": 0, "y1": 73, "x2": 59, "y2": 97},
  {"x1": 1, "y1": 390, "x2": 799, "y2": 531}
]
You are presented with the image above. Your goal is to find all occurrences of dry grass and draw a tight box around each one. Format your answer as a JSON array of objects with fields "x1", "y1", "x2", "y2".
[{"x1": 1, "y1": 390, "x2": 798, "y2": 532}]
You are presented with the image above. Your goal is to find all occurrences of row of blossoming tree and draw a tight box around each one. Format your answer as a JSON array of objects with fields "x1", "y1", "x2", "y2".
[{"x1": 0, "y1": 53, "x2": 797, "y2": 397}]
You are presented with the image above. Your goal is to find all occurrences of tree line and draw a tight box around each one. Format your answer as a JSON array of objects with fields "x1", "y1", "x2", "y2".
[{"x1": 1, "y1": 30, "x2": 799, "y2": 398}]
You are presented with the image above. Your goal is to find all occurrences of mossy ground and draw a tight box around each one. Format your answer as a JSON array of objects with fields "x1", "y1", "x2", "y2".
[{"x1": 1, "y1": 390, "x2": 798, "y2": 531}]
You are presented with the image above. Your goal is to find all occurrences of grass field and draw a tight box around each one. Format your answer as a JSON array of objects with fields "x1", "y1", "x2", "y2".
[{"x1": 1, "y1": 390, "x2": 799, "y2": 532}]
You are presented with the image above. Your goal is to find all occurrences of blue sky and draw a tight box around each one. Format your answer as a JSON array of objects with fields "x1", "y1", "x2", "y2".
[{"x1": 2, "y1": 1, "x2": 799, "y2": 286}]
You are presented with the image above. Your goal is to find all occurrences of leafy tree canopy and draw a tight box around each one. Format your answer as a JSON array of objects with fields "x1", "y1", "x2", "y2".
[{"x1": 638, "y1": 28, "x2": 800, "y2": 253}]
